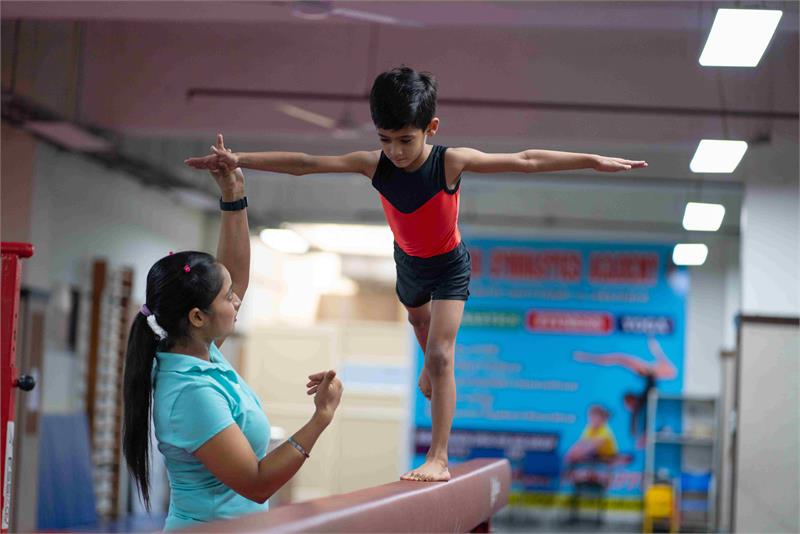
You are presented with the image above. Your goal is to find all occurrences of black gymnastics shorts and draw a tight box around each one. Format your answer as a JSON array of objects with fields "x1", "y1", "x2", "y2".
[{"x1": 393, "y1": 241, "x2": 471, "y2": 308}]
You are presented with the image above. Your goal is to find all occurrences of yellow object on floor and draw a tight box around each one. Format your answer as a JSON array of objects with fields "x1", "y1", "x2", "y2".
[{"x1": 643, "y1": 483, "x2": 677, "y2": 533}]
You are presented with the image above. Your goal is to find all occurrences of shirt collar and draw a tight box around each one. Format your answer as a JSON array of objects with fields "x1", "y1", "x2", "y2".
[{"x1": 155, "y1": 343, "x2": 226, "y2": 374}]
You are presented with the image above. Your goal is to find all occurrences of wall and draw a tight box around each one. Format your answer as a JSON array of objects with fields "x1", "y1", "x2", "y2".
[
  {"x1": 740, "y1": 142, "x2": 800, "y2": 317},
  {"x1": 734, "y1": 320, "x2": 799, "y2": 532},
  {"x1": 24, "y1": 143, "x2": 208, "y2": 298},
  {"x1": 1, "y1": 123, "x2": 35, "y2": 242},
  {"x1": 684, "y1": 238, "x2": 739, "y2": 396},
  {"x1": 740, "y1": 178, "x2": 800, "y2": 315},
  {"x1": 732, "y1": 141, "x2": 799, "y2": 531}
]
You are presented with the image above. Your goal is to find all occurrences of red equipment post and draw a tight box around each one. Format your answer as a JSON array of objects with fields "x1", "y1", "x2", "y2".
[{"x1": 1, "y1": 242, "x2": 35, "y2": 533}]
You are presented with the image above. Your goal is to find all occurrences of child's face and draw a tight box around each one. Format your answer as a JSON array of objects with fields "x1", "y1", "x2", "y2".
[
  {"x1": 377, "y1": 119, "x2": 438, "y2": 169},
  {"x1": 588, "y1": 409, "x2": 608, "y2": 428}
]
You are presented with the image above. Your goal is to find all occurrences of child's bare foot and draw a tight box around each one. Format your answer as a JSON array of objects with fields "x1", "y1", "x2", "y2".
[
  {"x1": 417, "y1": 369, "x2": 432, "y2": 400},
  {"x1": 401, "y1": 457, "x2": 450, "y2": 482}
]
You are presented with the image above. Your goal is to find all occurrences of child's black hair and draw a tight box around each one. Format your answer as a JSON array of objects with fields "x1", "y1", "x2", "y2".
[{"x1": 369, "y1": 66, "x2": 437, "y2": 131}]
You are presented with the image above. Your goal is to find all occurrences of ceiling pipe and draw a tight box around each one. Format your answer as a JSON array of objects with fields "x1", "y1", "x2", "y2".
[{"x1": 187, "y1": 87, "x2": 798, "y2": 121}]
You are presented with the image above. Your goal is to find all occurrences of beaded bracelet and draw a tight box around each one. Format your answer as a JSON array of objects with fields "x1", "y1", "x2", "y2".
[{"x1": 287, "y1": 436, "x2": 310, "y2": 459}]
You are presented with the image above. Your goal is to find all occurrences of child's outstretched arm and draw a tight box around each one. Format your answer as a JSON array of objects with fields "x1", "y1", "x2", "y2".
[
  {"x1": 446, "y1": 147, "x2": 647, "y2": 181},
  {"x1": 185, "y1": 135, "x2": 379, "y2": 179}
]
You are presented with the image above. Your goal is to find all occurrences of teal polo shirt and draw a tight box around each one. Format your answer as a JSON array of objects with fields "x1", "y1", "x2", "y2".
[{"x1": 152, "y1": 343, "x2": 270, "y2": 531}]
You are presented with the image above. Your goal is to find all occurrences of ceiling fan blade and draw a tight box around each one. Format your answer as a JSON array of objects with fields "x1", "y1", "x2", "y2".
[
  {"x1": 276, "y1": 103, "x2": 336, "y2": 129},
  {"x1": 289, "y1": 1, "x2": 422, "y2": 27},
  {"x1": 290, "y1": 1, "x2": 333, "y2": 20},
  {"x1": 330, "y1": 7, "x2": 424, "y2": 27},
  {"x1": 331, "y1": 121, "x2": 375, "y2": 139}
]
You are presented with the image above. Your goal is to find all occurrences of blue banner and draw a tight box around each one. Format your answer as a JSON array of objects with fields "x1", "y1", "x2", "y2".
[{"x1": 412, "y1": 238, "x2": 687, "y2": 505}]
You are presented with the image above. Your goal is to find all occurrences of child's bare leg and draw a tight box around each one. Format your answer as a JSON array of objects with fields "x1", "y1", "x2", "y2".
[
  {"x1": 402, "y1": 299, "x2": 464, "y2": 482},
  {"x1": 647, "y1": 338, "x2": 677, "y2": 380},
  {"x1": 406, "y1": 302, "x2": 432, "y2": 399}
]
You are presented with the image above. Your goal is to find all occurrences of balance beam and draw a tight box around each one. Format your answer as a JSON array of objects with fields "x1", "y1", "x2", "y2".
[{"x1": 189, "y1": 458, "x2": 511, "y2": 533}]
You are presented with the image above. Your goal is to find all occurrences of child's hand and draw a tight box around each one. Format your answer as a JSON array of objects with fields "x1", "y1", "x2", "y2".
[
  {"x1": 210, "y1": 134, "x2": 240, "y2": 169},
  {"x1": 184, "y1": 133, "x2": 239, "y2": 170},
  {"x1": 592, "y1": 155, "x2": 648, "y2": 172},
  {"x1": 184, "y1": 153, "x2": 219, "y2": 170},
  {"x1": 208, "y1": 134, "x2": 245, "y2": 199}
]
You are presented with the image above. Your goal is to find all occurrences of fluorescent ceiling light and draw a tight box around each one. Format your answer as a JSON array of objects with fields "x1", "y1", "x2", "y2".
[
  {"x1": 690, "y1": 140, "x2": 748, "y2": 173},
  {"x1": 673, "y1": 244, "x2": 708, "y2": 266},
  {"x1": 288, "y1": 223, "x2": 394, "y2": 257},
  {"x1": 259, "y1": 228, "x2": 310, "y2": 254},
  {"x1": 682, "y1": 202, "x2": 726, "y2": 232},
  {"x1": 699, "y1": 9, "x2": 783, "y2": 67},
  {"x1": 26, "y1": 121, "x2": 112, "y2": 152}
]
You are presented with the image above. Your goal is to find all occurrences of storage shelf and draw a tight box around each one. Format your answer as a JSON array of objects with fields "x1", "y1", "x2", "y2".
[
  {"x1": 644, "y1": 391, "x2": 720, "y2": 532},
  {"x1": 654, "y1": 434, "x2": 715, "y2": 446},
  {"x1": 657, "y1": 393, "x2": 717, "y2": 402}
]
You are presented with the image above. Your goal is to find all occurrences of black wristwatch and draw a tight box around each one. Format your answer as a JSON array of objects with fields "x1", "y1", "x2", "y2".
[{"x1": 220, "y1": 196, "x2": 248, "y2": 211}]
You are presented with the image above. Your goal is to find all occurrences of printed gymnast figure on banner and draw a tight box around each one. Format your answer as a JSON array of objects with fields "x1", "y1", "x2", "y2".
[{"x1": 574, "y1": 337, "x2": 677, "y2": 447}]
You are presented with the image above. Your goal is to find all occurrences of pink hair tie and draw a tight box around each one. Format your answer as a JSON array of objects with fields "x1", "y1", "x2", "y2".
[{"x1": 184, "y1": 264, "x2": 191, "y2": 273}]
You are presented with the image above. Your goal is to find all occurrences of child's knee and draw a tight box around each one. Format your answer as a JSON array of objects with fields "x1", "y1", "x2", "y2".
[
  {"x1": 407, "y1": 313, "x2": 430, "y2": 331},
  {"x1": 425, "y1": 345, "x2": 453, "y2": 376}
]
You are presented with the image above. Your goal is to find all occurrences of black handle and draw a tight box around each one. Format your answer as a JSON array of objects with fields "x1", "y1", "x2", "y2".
[{"x1": 14, "y1": 374, "x2": 36, "y2": 391}]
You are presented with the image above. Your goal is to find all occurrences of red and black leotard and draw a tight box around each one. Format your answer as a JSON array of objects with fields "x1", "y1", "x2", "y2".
[
  {"x1": 372, "y1": 145, "x2": 461, "y2": 258},
  {"x1": 372, "y1": 145, "x2": 471, "y2": 307}
]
